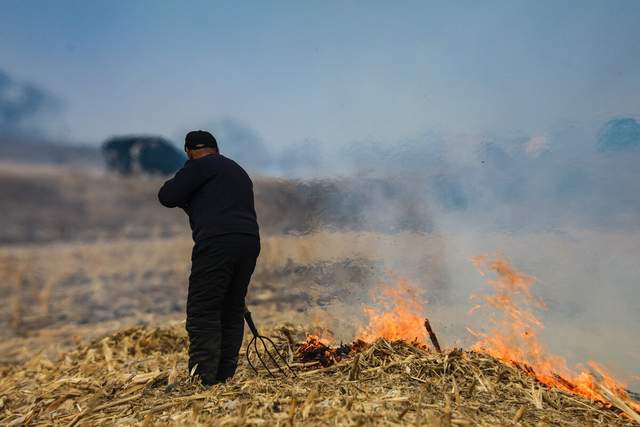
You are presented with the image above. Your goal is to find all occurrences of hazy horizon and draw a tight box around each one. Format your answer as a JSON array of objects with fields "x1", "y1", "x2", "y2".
[{"x1": 1, "y1": 1, "x2": 639, "y2": 149}]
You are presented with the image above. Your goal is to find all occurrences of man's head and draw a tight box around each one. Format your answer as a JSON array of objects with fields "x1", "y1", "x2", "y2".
[{"x1": 185, "y1": 130, "x2": 219, "y2": 159}]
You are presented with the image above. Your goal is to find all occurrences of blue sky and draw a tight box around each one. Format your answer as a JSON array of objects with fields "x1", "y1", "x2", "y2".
[{"x1": 1, "y1": 0, "x2": 639, "y2": 146}]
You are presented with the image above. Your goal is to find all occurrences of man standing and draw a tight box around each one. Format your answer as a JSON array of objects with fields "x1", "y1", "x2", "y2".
[{"x1": 158, "y1": 130, "x2": 260, "y2": 385}]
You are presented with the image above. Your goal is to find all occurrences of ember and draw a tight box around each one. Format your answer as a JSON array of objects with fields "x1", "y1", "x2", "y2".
[{"x1": 297, "y1": 335, "x2": 368, "y2": 367}]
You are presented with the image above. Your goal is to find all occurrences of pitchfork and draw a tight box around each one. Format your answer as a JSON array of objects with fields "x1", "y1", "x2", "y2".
[{"x1": 244, "y1": 305, "x2": 297, "y2": 377}]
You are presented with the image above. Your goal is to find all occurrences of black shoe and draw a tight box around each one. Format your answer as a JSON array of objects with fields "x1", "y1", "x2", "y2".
[{"x1": 197, "y1": 372, "x2": 221, "y2": 387}]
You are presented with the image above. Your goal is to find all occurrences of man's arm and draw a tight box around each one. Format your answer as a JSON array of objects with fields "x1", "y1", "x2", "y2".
[{"x1": 158, "y1": 160, "x2": 206, "y2": 208}]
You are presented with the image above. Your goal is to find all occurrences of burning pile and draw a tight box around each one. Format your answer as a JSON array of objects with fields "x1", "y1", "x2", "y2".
[
  {"x1": 1, "y1": 322, "x2": 638, "y2": 426},
  {"x1": 469, "y1": 256, "x2": 640, "y2": 421},
  {"x1": 296, "y1": 335, "x2": 368, "y2": 367},
  {"x1": 293, "y1": 255, "x2": 640, "y2": 423},
  {"x1": 1, "y1": 256, "x2": 638, "y2": 425}
]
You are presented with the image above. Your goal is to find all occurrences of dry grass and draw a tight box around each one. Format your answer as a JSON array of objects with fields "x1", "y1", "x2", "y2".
[
  {"x1": 0, "y1": 232, "x2": 417, "y2": 362},
  {"x1": 0, "y1": 164, "x2": 433, "y2": 244},
  {"x1": 0, "y1": 322, "x2": 636, "y2": 426},
  {"x1": 0, "y1": 231, "x2": 445, "y2": 336},
  {"x1": 1, "y1": 229, "x2": 638, "y2": 425}
]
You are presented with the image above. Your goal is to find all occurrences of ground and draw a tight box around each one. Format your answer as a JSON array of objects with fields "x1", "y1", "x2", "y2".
[{"x1": 0, "y1": 165, "x2": 637, "y2": 426}]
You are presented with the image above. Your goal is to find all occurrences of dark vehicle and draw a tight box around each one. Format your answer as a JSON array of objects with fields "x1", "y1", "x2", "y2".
[{"x1": 102, "y1": 135, "x2": 184, "y2": 176}]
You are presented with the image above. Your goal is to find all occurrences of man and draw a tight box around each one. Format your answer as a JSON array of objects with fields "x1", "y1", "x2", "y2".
[{"x1": 158, "y1": 130, "x2": 260, "y2": 385}]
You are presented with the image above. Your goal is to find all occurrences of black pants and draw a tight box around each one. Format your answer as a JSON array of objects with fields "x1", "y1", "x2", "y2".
[{"x1": 186, "y1": 234, "x2": 260, "y2": 385}]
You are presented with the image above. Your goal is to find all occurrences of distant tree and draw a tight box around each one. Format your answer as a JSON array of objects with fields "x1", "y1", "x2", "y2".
[
  {"x1": 102, "y1": 135, "x2": 184, "y2": 176},
  {"x1": 597, "y1": 117, "x2": 640, "y2": 151}
]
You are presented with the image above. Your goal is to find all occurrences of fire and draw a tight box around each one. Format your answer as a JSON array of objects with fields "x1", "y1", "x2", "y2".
[
  {"x1": 357, "y1": 277, "x2": 428, "y2": 345},
  {"x1": 346, "y1": 256, "x2": 638, "y2": 417},
  {"x1": 297, "y1": 335, "x2": 368, "y2": 367},
  {"x1": 471, "y1": 255, "x2": 640, "y2": 414},
  {"x1": 468, "y1": 255, "x2": 562, "y2": 383},
  {"x1": 316, "y1": 256, "x2": 638, "y2": 417}
]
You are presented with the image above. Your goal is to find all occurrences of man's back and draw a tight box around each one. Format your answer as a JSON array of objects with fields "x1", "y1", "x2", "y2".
[
  {"x1": 158, "y1": 154, "x2": 260, "y2": 246},
  {"x1": 158, "y1": 129, "x2": 262, "y2": 386}
]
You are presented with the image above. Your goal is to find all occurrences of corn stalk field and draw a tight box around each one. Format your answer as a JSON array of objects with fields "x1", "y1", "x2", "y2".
[
  {"x1": 0, "y1": 166, "x2": 638, "y2": 426},
  {"x1": 1, "y1": 233, "x2": 638, "y2": 425}
]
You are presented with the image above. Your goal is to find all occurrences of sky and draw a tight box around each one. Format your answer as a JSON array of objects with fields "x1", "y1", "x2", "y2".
[{"x1": 1, "y1": 0, "x2": 639, "y2": 147}]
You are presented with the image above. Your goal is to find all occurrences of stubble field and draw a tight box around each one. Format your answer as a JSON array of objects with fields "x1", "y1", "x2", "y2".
[{"x1": 0, "y1": 164, "x2": 638, "y2": 425}]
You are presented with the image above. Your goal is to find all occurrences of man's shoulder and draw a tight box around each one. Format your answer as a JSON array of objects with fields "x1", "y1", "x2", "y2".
[
  {"x1": 193, "y1": 154, "x2": 250, "y2": 176},
  {"x1": 193, "y1": 153, "x2": 228, "y2": 164},
  {"x1": 219, "y1": 155, "x2": 250, "y2": 173},
  {"x1": 190, "y1": 154, "x2": 222, "y2": 169}
]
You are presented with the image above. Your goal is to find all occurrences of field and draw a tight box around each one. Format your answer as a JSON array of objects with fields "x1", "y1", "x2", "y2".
[{"x1": 0, "y1": 165, "x2": 638, "y2": 425}]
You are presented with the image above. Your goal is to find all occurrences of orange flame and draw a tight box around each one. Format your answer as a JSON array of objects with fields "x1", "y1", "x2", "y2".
[
  {"x1": 357, "y1": 277, "x2": 428, "y2": 345},
  {"x1": 342, "y1": 257, "x2": 638, "y2": 417},
  {"x1": 471, "y1": 255, "x2": 639, "y2": 414}
]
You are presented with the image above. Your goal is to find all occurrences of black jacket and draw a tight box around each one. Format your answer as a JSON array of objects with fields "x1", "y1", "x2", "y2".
[{"x1": 158, "y1": 154, "x2": 259, "y2": 247}]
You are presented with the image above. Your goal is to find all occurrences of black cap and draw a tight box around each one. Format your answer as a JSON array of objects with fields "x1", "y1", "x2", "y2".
[{"x1": 185, "y1": 130, "x2": 218, "y2": 150}]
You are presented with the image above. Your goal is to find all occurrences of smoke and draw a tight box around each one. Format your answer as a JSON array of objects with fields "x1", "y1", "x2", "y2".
[
  {"x1": 208, "y1": 117, "x2": 639, "y2": 384},
  {"x1": 205, "y1": 116, "x2": 640, "y2": 231},
  {"x1": 277, "y1": 139, "x2": 324, "y2": 177},
  {"x1": 0, "y1": 68, "x2": 61, "y2": 138},
  {"x1": 194, "y1": 118, "x2": 274, "y2": 173}
]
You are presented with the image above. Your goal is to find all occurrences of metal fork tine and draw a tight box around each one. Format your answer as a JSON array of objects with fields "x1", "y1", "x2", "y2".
[
  {"x1": 246, "y1": 336, "x2": 257, "y2": 373},
  {"x1": 260, "y1": 336, "x2": 288, "y2": 376},
  {"x1": 255, "y1": 335, "x2": 276, "y2": 377},
  {"x1": 244, "y1": 304, "x2": 297, "y2": 378},
  {"x1": 263, "y1": 336, "x2": 297, "y2": 377}
]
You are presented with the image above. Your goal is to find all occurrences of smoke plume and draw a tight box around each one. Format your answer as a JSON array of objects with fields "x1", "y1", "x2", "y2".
[{"x1": 0, "y1": 68, "x2": 61, "y2": 137}]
